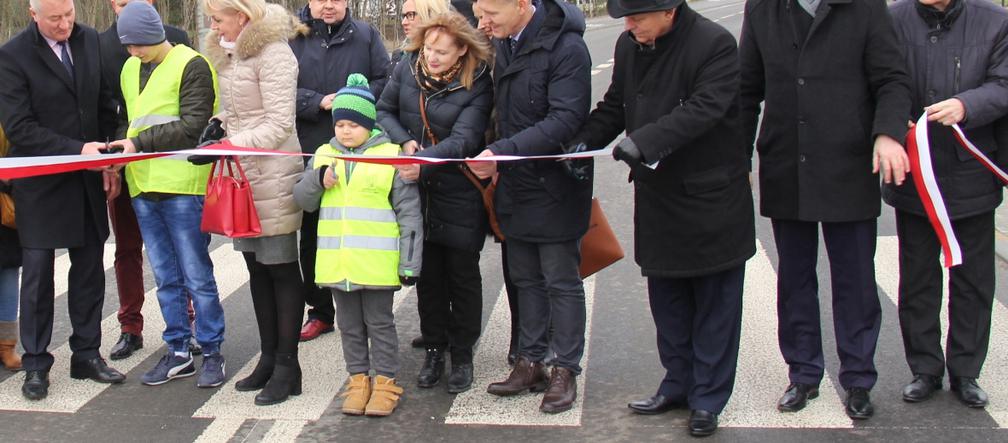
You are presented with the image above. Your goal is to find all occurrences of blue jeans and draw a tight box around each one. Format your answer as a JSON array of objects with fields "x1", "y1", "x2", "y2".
[
  {"x1": 0, "y1": 266, "x2": 18, "y2": 321},
  {"x1": 133, "y1": 195, "x2": 224, "y2": 355}
]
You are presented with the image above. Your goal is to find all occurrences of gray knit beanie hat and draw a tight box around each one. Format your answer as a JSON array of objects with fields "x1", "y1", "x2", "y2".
[{"x1": 117, "y1": 1, "x2": 167, "y2": 46}]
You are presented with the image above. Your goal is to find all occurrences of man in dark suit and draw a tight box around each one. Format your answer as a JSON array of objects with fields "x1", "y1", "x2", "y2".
[
  {"x1": 0, "y1": 0, "x2": 126, "y2": 401},
  {"x1": 739, "y1": 0, "x2": 911, "y2": 419},
  {"x1": 98, "y1": 0, "x2": 196, "y2": 361}
]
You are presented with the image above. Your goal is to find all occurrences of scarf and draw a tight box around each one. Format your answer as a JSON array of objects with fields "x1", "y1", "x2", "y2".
[{"x1": 415, "y1": 49, "x2": 463, "y2": 93}]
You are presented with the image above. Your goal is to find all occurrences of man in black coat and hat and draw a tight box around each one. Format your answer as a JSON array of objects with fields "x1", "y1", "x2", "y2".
[
  {"x1": 576, "y1": 0, "x2": 755, "y2": 436},
  {"x1": 739, "y1": 0, "x2": 912, "y2": 420}
]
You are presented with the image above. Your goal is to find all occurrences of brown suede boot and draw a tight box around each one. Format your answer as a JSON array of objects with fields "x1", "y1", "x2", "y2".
[
  {"x1": 0, "y1": 321, "x2": 21, "y2": 372},
  {"x1": 364, "y1": 375, "x2": 403, "y2": 417},
  {"x1": 540, "y1": 367, "x2": 576, "y2": 413},
  {"x1": 487, "y1": 356, "x2": 548, "y2": 396},
  {"x1": 340, "y1": 373, "x2": 371, "y2": 415}
]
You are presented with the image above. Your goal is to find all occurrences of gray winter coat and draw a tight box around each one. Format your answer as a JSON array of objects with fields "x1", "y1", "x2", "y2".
[
  {"x1": 293, "y1": 132, "x2": 423, "y2": 290},
  {"x1": 883, "y1": 0, "x2": 1008, "y2": 219}
]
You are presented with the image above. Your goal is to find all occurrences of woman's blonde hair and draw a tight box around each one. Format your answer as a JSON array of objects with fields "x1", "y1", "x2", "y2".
[
  {"x1": 407, "y1": 11, "x2": 492, "y2": 90},
  {"x1": 414, "y1": 0, "x2": 452, "y2": 25},
  {"x1": 202, "y1": 0, "x2": 267, "y2": 22}
]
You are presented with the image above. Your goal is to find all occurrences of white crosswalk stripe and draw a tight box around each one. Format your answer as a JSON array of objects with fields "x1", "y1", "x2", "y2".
[
  {"x1": 0, "y1": 243, "x2": 244, "y2": 413},
  {"x1": 445, "y1": 276, "x2": 596, "y2": 426},
  {"x1": 193, "y1": 286, "x2": 415, "y2": 438},
  {"x1": 875, "y1": 236, "x2": 1008, "y2": 426},
  {"x1": 722, "y1": 244, "x2": 852, "y2": 428}
]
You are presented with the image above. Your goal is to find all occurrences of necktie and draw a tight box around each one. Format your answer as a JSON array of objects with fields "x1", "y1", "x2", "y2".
[
  {"x1": 59, "y1": 41, "x2": 74, "y2": 79},
  {"x1": 509, "y1": 38, "x2": 518, "y2": 56}
]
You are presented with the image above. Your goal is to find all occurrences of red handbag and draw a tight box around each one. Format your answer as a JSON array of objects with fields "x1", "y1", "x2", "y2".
[{"x1": 200, "y1": 156, "x2": 262, "y2": 238}]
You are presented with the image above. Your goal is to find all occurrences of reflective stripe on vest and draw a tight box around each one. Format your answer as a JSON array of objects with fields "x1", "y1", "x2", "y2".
[
  {"x1": 122, "y1": 44, "x2": 219, "y2": 197},
  {"x1": 313, "y1": 142, "x2": 402, "y2": 287}
]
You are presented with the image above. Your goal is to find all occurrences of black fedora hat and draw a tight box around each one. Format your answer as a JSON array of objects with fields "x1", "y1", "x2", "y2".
[{"x1": 607, "y1": 0, "x2": 684, "y2": 18}]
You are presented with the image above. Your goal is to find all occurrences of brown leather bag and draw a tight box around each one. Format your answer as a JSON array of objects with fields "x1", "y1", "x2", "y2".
[
  {"x1": 579, "y1": 198, "x2": 623, "y2": 278},
  {"x1": 418, "y1": 92, "x2": 505, "y2": 241},
  {"x1": 0, "y1": 125, "x2": 14, "y2": 229}
]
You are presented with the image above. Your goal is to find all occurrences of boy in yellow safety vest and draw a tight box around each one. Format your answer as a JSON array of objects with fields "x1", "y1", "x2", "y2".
[
  {"x1": 107, "y1": 1, "x2": 226, "y2": 389},
  {"x1": 294, "y1": 73, "x2": 422, "y2": 417}
]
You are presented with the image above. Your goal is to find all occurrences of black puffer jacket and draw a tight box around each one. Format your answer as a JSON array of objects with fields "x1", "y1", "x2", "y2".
[
  {"x1": 487, "y1": 0, "x2": 593, "y2": 242},
  {"x1": 290, "y1": 5, "x2": 390, "y2": 156},
  {"x1": 883, "y1": 0, "x2": 1008, "y2": 219},
  {"x1": 377, "y1": 52, "x2": 493, "y2": 251}
]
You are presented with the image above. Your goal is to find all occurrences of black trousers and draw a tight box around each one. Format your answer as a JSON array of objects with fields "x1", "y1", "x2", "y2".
[
  {"x1": 501, "y1": 240, "x2": 520, "y2": 354},
  {"x1": 895, "y1": 209, "x2": 995, "y2": 379},
  {"x1": 507, "y1": 238, "x2": 585, "y2": 374},
  {"x1": 243, "y1": 253, "x2": 305, "y2": 356},
  {"x1": 416, "y1": 241, "x2": 483, "y2": 363},
  {"x1": 299, "y1": 210, "x2": 335, "y2": 325},
  {"x1": 648, "y1": 264, "x2": 744, "y2": 414},
  {"x1": 772, "y1": 218, "x2": 881, "y2": 390},
  {"x1": 20, "y1": 242, "x2": 105, "y2": 371}
]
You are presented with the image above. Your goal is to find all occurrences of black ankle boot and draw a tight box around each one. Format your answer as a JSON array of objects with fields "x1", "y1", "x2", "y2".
[
  {"x1": 235, "y1": 353, "x2": 275, "y2": 391},
  {"x1": 417, "y1": 347, "x2": 445, "y2": 388},
  {"x1": 254, "y1": 353, "x2": 302, "y2": 406}
]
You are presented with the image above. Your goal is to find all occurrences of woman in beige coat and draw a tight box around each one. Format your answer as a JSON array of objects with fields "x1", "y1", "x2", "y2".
[{"x1": 202, "y1": 0, "x2": 306, "y2": 406}]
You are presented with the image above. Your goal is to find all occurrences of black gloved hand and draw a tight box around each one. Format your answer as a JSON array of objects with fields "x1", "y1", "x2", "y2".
[
  {"x1": 187, "y1": 140, "x2": 224, "y2": 165},
  {"x1": 613, "y1": 137, "x2": 643, "y2": 167},
  {"x1": 199, "y1": 118, "x2": 225, "y2": 144},
  {"x1": 561, "y1": 140, "x2": 592, "y2": 181},
  {"x1": 400, "y1": 275, "x2": 418, "y2": 286}
]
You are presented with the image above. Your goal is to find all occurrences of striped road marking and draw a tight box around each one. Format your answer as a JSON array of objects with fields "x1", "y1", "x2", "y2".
[
  {"x1": 0, "y1": 243, "x2": 244, "y2": 413},
  {"x1": 444, "y1": 276, "x2": 597, "y2": 426},
  {"x1": 875, "y1": 236, "x2": 1008, "y2": 426},
  {"x1": 193, "y1": 286, "x2": 415, "y2": 442},
  {"x1": 721, "y1": 244, "x2": 852, "y2": 428},
  {"x1": 53, "y1": 246, "x2": 119, "y2": 300}
]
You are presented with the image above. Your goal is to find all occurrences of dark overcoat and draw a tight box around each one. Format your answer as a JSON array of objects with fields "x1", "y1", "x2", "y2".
[
  {"x1": 883, "y1": 0, "x2": 1008, "y2": 219},
  {"x1": 290, "y1": 5, "x2": 390, "y2": 156},
  {"x1": 578, "y1": 3, "x2": 755, "y2": 277},
  {"x1": 376, "y1": 53, "x2": 493, "y2": 252},
  {"x1": 739, "y1": 0, "x2": 912, "y2": 222},
  {"x1": 0, "y1": 22, "x2": 117, "y2": 249},
  {"x1": 487, "y1": 0, "x2": 593, "y2": 243}
]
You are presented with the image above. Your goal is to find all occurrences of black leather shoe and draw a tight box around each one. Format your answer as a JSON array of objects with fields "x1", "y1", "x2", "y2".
[
  {"x1": 628, "y1": 394, "x2": 687, "y2": 415},
  {"x1": 688, "y1": 410, "x2": 718, "y2": 437},
  {"x1": 447, "y1": 363, "x2": 474, "y2": 394},
  {"x1": 70, "y1": 357, "x2": 125, "y2": 384},
  {"x1": 777, "y1": 383, "x2": 819, "y2": 412},
  {"x1": 845, "y1": 388, "x2": 874, "y2": 419},
  {"x1": 903, "y1": 374, "x2": 942, "y2": 403},
  {"x1": 951, "y1": 377, "x2": 989, "y2": 408},
  {"x1": 109, "y1": 333, "x2": 143, "y2": 360},
  {"x1": 22, "y1": 370, "x2": 49, "y2": 401},
  {"x1": 411, "y1": 336, "x2": 427, "y2": 349},
  {"x1": 417, "y1": 348, "x2": 445, "y2": 388}
]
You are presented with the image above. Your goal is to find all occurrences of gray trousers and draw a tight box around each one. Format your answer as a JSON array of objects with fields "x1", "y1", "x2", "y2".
[
  {"x1": 507, "y1": 238, "x2": 586, "y2": 374},
  {"x1": 332, "y1": 288, "x2": 399, "y2": 378}
]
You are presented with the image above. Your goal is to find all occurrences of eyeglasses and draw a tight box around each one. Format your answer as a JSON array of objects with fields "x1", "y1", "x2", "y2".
[{"x1": 402, "y1": 11, "x2": 417, "y2": 21}]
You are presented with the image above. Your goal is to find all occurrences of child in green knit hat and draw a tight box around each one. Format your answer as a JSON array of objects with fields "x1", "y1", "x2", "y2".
[{"x1": 293, "y1": 73, "x2": 423, "y2": 417}]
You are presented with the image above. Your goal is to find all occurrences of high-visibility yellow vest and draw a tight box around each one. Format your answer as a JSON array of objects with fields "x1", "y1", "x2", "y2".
[
  {"x1": 314, "y1": 142, "x2": 402, "y2": 288},
  {"x1": 122, "y1": 44, "x2": 218, "y2": 197}
]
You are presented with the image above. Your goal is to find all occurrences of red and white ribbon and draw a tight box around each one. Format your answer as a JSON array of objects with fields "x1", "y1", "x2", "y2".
[
  {"x1": 0, "y1": 144, "x2": 613, "y2": 181},
  {"x1": 906, "y1": 112, "x2": 1008, "y2": 267}
]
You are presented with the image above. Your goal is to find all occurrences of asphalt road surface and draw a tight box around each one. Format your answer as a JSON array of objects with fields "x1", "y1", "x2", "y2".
[{"x1": 2, "y1": 1, "x2": 1008, "y2": 442}]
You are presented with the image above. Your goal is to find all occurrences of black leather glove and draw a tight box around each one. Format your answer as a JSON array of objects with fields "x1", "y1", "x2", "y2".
[
  {"x1": 199, "y1": 118, "x2": 225, "y2": 144},
  {"x1": 561, "y1": 140, "x2": 592, "y2": 181},
  {"x1": 400, "y1": 275, "x2": 418, "y2": 286},
  {"x1": 613, "y1": 137, "x2": 643, "y2": 167},
  {"x1": 187, "y1": 140, "x2": 223, "y2": 165}
]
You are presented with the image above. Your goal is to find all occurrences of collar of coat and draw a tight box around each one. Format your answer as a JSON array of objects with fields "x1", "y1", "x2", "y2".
[
  {"x1": 297, "y1": 4, "x2": 356, "y2": 41},
  {"x1": 203, "y1": 3, "x2": 307, "y2": 66}
]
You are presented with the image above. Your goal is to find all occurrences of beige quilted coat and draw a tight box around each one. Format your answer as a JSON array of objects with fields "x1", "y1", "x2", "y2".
[{"x1": 203, "y1": 4, "x2": 306, "y2": 237}]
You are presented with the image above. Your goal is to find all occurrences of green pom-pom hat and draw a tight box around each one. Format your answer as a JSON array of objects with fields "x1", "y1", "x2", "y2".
[{"x1": 331, "y1": 73, "x2": 377, "y2": 130}]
